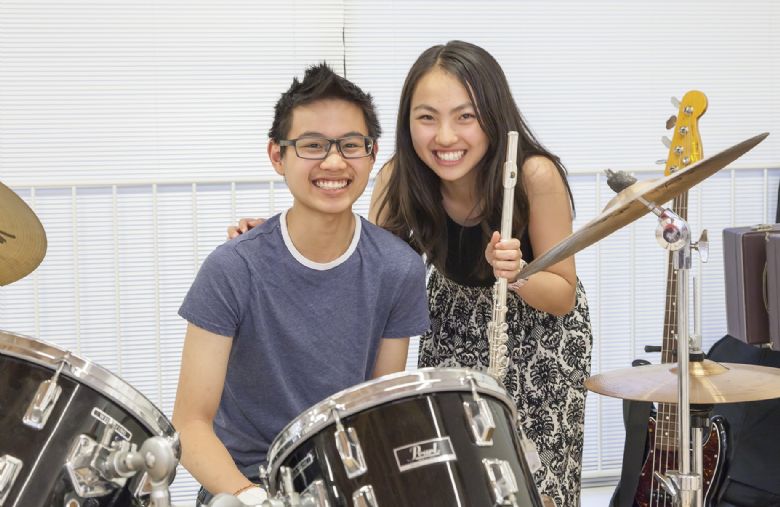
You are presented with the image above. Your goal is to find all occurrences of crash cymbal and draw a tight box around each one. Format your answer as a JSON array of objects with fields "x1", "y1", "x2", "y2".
[
  {"x1": 0, "y1": 182, "x2": 47, "y2": 285},
  {"x1": 585, "y1": 359, "x2": 780, "y2": 404},
  {"x1": 519, "y1": 132, "x2": 769, "y2": 278}
]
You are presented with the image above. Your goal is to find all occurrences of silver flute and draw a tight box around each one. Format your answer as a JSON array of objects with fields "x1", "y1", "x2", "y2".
[{"x1": 487, "y1": 131, "x2": 519, "y2": 381}]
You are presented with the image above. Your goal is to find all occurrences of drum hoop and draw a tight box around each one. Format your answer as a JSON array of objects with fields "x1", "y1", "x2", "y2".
[
  {"x1": 0, "y1": 329, "x2": 174, "y2": 437},
  {"x1": 266, "y1": 367, "x2": 515, "y2": 482}
]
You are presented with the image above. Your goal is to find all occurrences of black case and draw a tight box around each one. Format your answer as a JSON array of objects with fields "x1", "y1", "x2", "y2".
[
  {"x1": 723, "y1": 224, "x2": 780, "y2": 346},
  {"x1": 765, "y1": 234, "x2": 780, "y2": 350}
]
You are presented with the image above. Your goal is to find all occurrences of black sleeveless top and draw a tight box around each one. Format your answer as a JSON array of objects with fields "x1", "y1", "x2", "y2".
[{"x1": 443, "y1": 215, "x2": 534, "y2": 287}]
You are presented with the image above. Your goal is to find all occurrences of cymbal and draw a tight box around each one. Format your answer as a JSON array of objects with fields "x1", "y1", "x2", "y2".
[
  {"x1": 519, "y1": 132, "x2": 769, "y2": 278},
  {"x1": 585, "y1": 359, "x2": 780, "y2": 404},
  {"x1": 0, "y1": 182, "x2": 47, "y2": 285}
]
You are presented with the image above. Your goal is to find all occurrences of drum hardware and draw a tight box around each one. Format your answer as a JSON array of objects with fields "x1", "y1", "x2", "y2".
[
  {"x1": 575, "y1": 121, "x2": 773, "y2": 506},
  {"x1": 330, "y1": 403, "x2": 367, "y2": 479},
  {"x1": 487, "y1": 131, "x2": 519, "y2": 382},
  {"x1": 514, "y1": 420, "x2": 542, "y2": 475},
  {"x1": 258, "y1": 464, "x2": 272, "y2": 492},
  {"x1": 352, "y1": 485, "x2": 378, "y2": 507},
  {"x1": 0, "y1": 181, "x2": 47, "y2": 286},
  {"x1": 278, "y1": 466, "x2": 298, "y2": 504},
  {"x1": 652, "y1": 206, "x2": 699, "y2": 507},
  {"x1": 463, "y1": 375, "x2": 496, "y2": 446},
  {"x1": 0, "y1": 455, "x2": 23, "y2": 506},
  {"x1": 65, "y1": 408, "x2": 138, "y2": 498},
  {"x1": 584, "y1": 204, "x2": 780, "y2": 507},
  {"x1": 100, "y1": 435, "x2": 179, "y2": 507},
  {"x1": 483, "y1": 458, "x2": 520, "y2": 506},
  {"x1": 300, "y1": 480, "x2": 329, "y2": 507},
  {"x1": 22, "y1": 357, "x2": 69, "y2": 430},
  {"x1": 518, "y1": 132, "x2": 769, "y2": 280}
]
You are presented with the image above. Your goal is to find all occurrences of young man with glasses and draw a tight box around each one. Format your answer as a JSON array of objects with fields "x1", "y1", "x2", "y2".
[{"x1": 172, "y1": 64, "x2": 430, "y2": 505}]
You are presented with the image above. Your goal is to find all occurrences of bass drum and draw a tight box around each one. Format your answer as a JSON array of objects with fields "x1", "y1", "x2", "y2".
[
  {"x1": 267, "y1": 367, "x2": 544, "y2": 507},
  {"x1": 0, "y1": 330, "x2": 176, "y2": 507}
]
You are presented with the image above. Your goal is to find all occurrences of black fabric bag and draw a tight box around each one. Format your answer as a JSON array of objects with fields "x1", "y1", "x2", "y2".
[
  {"x1": 609, "y1": 398, "x2": 653, "y2": 507},
  {"x1": 708, "y1": 335, "x2": 780, "y2": 506}
]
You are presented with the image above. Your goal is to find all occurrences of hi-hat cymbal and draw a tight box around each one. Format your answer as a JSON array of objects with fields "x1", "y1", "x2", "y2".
[
  {"x1": 0, "y1": 182, "x2": 47, "y2": 285},
  {"x1": 519, "y1": 132, "x2": 769, "y2": 278},
  {"x1": 585, "y1": 359, "x2": 780, "y2": 404}
]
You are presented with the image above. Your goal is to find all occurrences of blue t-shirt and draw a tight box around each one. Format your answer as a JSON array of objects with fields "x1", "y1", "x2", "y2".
[{"x1": 178, "y1": 210, "x2": 430, "y2": 468}]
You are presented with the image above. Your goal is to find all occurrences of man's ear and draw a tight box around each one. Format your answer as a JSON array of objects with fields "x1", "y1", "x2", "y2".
[
  {"x1": 268, "y1": 140, "x2": 284, "y2": 176},
  {"x1": 371, "y1": 139, "x2": 379, "y2": 159}
]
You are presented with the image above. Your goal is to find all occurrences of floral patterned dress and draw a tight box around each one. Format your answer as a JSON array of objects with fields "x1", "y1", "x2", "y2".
[{"x1": 418, "y1": 267, "x2": 593, "y2": 507}]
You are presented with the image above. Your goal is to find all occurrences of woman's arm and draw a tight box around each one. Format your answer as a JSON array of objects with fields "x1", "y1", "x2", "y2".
[
  {"x1": 487, "y1": 156, "x2": 577, "y2": 316},
  {"x1": 513, "y1": 156, "x2": 577, "y2": 315},
  {"x1": 368, "y1": 162, "x2": 394, "y2": 226}
]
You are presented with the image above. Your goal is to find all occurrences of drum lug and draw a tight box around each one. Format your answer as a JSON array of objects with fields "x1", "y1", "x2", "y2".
[
  {"x1": 334, "y1": 426, "x2": 367, "y2": 479},
  {"x1": 483, "y1": 458, "x2": 519, "y2": 506},
  {"x1": 516, "y1": 427, "x2": 543, "y2": 474},
  {"x1": 463, "y1": 376, "x2": 495, "y2": 446},
  {"x1": 301, "y1": 480, "x2": 330, "y2": 507},
  {"x1": 0, "y1": 455, "x2": 23, "y2": 506},
  {"x1": 23, "y1": 361, "x2": 66, "y2": 429},
  {"x1": 331, "y1": 405, "x2": 367, "y2": 479},
  {"x1": 275, "y1": 466, "x2": 295, "y2": 504},
  {"x1": 352, "y1": 485, "x2": 378, "y2": 507}
]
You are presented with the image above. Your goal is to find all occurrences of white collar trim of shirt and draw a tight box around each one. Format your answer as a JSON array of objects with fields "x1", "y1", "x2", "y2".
[{"x1": 280, "y1": 208, "x2": 361, "y2": 271}]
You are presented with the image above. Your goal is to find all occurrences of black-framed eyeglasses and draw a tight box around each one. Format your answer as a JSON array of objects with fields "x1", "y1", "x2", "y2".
[{"x1": 279, "y1": 135, "x2": 375, "y2": 160}]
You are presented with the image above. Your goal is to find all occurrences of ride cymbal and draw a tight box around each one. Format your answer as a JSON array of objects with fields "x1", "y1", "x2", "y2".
[
  {"x1": 0, "y1": 182, "x2": 47, "y2": 285},
  {"x1": 519, "y1": 132, "x2": 769, "y2": 278},
  {"x1": 584, "y1": 359, "x2": 780, "y2": 404}
]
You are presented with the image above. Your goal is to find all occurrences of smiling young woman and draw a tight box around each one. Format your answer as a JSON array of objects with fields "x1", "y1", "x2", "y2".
[{"x1": 370, "y1": 40, "x2": 593, "y2": 506}]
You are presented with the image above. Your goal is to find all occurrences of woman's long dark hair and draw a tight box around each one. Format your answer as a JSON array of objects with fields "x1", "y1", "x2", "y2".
[{"x1": 377, "y1": 40, "x2": 573, "y2": 280}]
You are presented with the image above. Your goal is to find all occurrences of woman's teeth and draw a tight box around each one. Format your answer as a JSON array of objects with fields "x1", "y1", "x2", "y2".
[
  {"x1": 314, "y1": 179, "x2": 349, "y2": 190},
  {"x1": 436, "y1": 150, "x2": 465, "y2": 161}
]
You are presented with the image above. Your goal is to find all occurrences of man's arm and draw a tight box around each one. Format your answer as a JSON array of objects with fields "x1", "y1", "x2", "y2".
[
  {"x1": 172, "y1": 323, "x2": 254, "y2": 495},
  {"x1": 372, "y1": 337, "x2": 409, "y2": 378}
]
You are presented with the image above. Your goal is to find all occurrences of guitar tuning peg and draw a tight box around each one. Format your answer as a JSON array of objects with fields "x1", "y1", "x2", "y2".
[
  {"x1": 656, "y1": 159, "x2": 667, "y2": 165},
  {"x1": 665, "y1": 115, "x2": 677, "y2": 129},
  {"x1": 661, "y1": 136, "x2": 672, "y2": 148},
  {"x1": 671, "y1": 96, "x2": 681, "y2": 109}
]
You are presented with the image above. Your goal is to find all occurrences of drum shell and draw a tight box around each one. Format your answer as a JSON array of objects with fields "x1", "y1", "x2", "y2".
[
  {"x1": 273, "y1": 390, "x2": 542, "y2": 507},
  {"x1": 0, "y1": 330, "x2": 175, "y2": 507}
]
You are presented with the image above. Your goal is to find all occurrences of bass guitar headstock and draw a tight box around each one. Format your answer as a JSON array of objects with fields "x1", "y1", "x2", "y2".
[{"x1": 663, "y1": 90, "x2": 708, "y2": 176}]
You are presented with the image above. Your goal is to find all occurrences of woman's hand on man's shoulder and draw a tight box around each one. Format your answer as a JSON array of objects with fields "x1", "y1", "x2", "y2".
[{"x1": 227, "y1": 218, "x2": 264, "y2": 240}]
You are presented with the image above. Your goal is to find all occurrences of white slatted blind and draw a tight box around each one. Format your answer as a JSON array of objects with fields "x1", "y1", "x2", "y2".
[
  {"x1": 0, "y1": 0, "x2": 347, "y2": 186},
  {"x1": 1, "y1": 1, "x2": 779, "y2": 504},
  {"x1": 344, "y1": 0, "x2": 779, "y2": 174}
]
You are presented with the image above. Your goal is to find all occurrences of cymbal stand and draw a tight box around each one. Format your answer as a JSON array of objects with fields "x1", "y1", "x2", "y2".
[
  {"x1": 690, "y1": 235, "x2": 709, "y2": 507},
  {"x1": 647, "y1": 205, "x2": 702, "y2": 507}
]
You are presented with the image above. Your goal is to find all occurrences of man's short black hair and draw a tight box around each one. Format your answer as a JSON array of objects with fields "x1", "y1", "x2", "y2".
[{"x1": 268, "y1": 63, "x2": 381, "y2": 144}]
